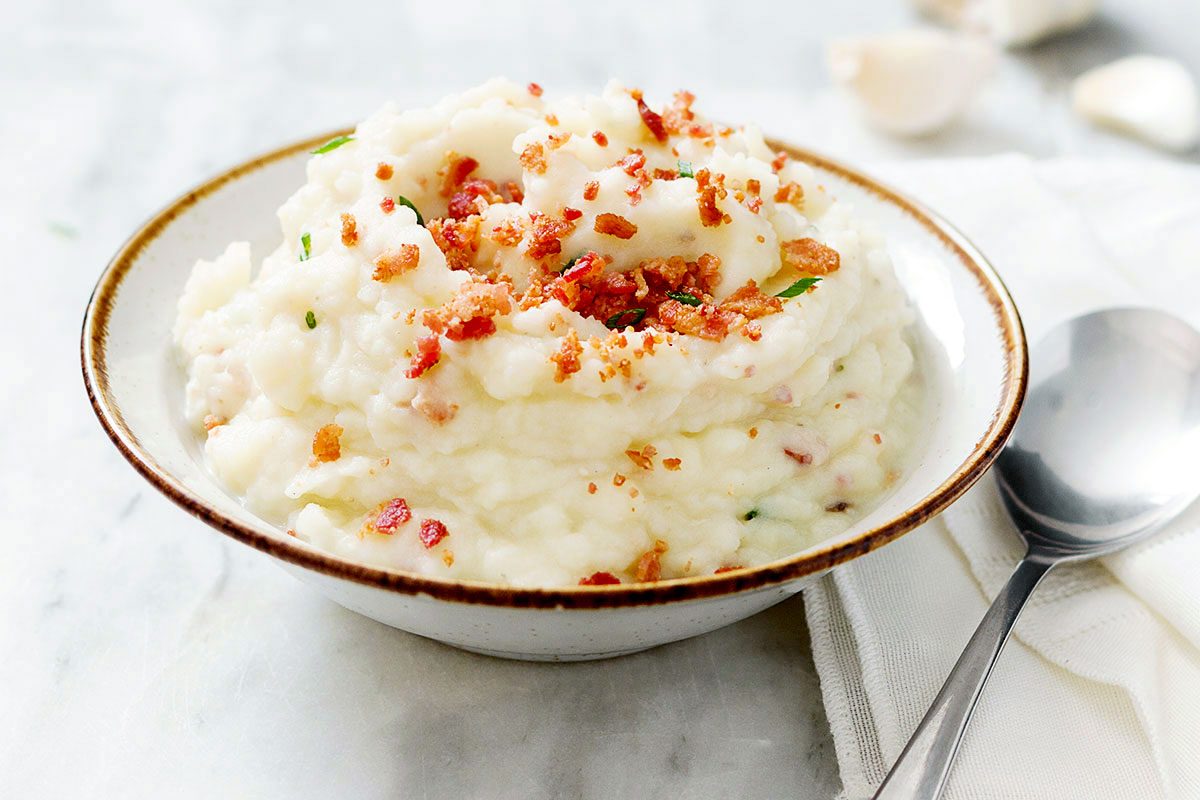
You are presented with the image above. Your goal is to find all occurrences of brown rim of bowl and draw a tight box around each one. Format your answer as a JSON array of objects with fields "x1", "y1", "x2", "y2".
[{"x1": 81, "y1": 128, "x2": 1027, "y2": 610}]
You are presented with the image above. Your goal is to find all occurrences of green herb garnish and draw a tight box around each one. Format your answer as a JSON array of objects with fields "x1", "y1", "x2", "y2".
[
  {"x1": 776, "y1": 276, "x2": 822, "y2": 298},
  {"x1": 298, "y1": 231, "x2": 312, "y2": 261},
  {"x1": 311, "y1": 135, "x2": 354, "y2": 154},
  {"x1": 743, "y1": 508, "x2": 760, "y2": 521},
  {"x1": 395, "y1": 195, "x2": 424, "y2": 226},
  {"x1": 559, "y1": 255, "x2": 581, "y2": 275},
  {"x1": 677, "y1": 160, "x2": 695, "y2": 179},
  {"x1": 666, "y1": 290, "x2": 701, "y2": 306},
  {"x1": 835, "y1": 363, "x2": 845, "y2": 372},
  {"x1": 604, "y1": 308, "x2": 647, "y2": 329},
  {"x1": 305, "y1": 310, "x2": 317, "y2": 329}
]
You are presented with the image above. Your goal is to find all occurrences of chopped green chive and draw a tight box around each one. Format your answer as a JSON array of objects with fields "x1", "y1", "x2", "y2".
[
  {"x1": 298, "y1": 232, "x2": 312, "y2": 261},
  {"x1": 395, "y1": 195, "x2": 424, "y2": 226},
  {"x1": 559, "y1": 254, "x2": 581, "y2": 274},
  {"x1": 835, "y1": 363, "x2": 845, "y2": 372},
  {"x1": 311, "y1": 135, "x2": 354, "y2": 154},
  {"x1": 666, "y1": 290, "x2": 701, "y2": 306},
  {"x1": 743, "y1": 508, "x2": 760, "y2": 521},
  {"x1": 305, "y1": 310, "x2": 317, "y2": 329},
  {"x1": 776, "y1": 276, "x2": 822, "y2": 298},
  {"x1": 604, "y1": 308, "x2": 647, "y2": 329},
  {"x1": 677, "y1": 160, "x2": 695, "y2": 179}
]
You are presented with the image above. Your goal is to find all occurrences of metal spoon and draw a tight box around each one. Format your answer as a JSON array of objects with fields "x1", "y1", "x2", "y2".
[{"x1": 874, "y1": 307, "x2": 1200, "y2": 800}]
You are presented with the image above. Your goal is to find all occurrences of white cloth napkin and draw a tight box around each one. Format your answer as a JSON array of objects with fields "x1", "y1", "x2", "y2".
[{"x1": 803, "y1": 154, "x2": 1200, "y2": 800}]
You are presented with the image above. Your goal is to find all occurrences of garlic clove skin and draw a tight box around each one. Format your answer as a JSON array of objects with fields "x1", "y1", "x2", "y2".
[
  {"x1": 827, "y1": 29, "x2": 997, "y2": 137},
  {"x1": 1072, "y1": 56, "x2": 1200, "y2": 153},
  {"x1": 912, "y1": 0, "x2": 1097, "y2": 47}
]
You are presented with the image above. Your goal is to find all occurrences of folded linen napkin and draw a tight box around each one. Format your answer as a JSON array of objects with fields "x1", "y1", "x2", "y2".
[{"x1": 804, "y1": 155, "x2": 1200, "y2": 800}]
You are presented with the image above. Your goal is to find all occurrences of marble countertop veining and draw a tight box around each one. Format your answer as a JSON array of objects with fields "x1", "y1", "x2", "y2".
[{"x1": 2, "y1": 0, "x2": 1197, "y2": 797}]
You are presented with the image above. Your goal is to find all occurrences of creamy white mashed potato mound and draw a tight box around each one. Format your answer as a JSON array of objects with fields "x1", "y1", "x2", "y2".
[{"x1": 175, "y1": 79, "x2": 918, "y2": 587}]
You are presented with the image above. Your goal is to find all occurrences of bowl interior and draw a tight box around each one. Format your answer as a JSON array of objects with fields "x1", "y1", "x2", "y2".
[{"x1": 84, "y1": 136, "x2": 1024, "y2": 603}]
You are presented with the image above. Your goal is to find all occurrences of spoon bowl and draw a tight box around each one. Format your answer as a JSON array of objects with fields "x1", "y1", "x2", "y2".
[
  {"x1": 876, "y1": 307, "x2": 1200, "y2": 800},
  {"x1": 997, "y1": 308, "x2": 1200, "y2": 557}
]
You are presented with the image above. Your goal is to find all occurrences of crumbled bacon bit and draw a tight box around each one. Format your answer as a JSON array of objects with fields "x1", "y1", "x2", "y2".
[
  {"x1": 625, "y1": 184, "x2": 642, "y2": 206},
  {"x1": 631, "y1": 89, "x2": 668, "y2": 142},
  {"x1": 550, "y1": 328, "x2": 583, "y2": 382},
  {"x1": 745, "y1": 196, "x2": 763, "y2": 214},
  {"x1": 652, "y1": 168, "x2": 678, "y2": 181},
  {"x1": 340, "y1": 213, "x2": 358, "y2": 246},
  {"x1": 720, "y1": 280, "x2": 782, "y2": 319},
  {"x1": 286, "y1": 528, "x2": 298, "y2": 538},
  {"x1": 413, "y1": 394, "x2": 458, "y2": 424},
  {"x1": 780, "y1": 238, "x2": 841, "y2": 274},
  {"x1": 448, "y1": 178, "x2": 502, "y2": 219},
  {"x1": 373, "y1": 244, "x2": 421, "y2": 282},
  {"x1": 587, "y1": 482, "x2": 598, "y2": 495},
  {"x1": 784, "y1": 449, "x2": 813, "y2": 465},
  {"x1": 635, "y1": 539, "x2": 669, "y2": 582},
  {"x1": 442, "y1": 551, "x2": 454, "y2": 567},
  {"x1": 545, "y1": 113, "x2": 559, "y2": 126},
  {"x1": 613, "y1": 473, "x2": 627, "y2": 487},
  {"x1": 501, "y1": 182, "x2": 523, "y2": 204},
  {"x1": 694, "y1": 169, "x2": 726, "y2": 227},
  {"x1": 422, "y1": 278, "x2": 513, "y2": 341},
  {"x1": 748, "y1": 427, "x2": 758, "y2": 439},
  {"x1": 312, "y1": 423, "x2": 343, "y2": 463},
  {"x1": 490, "y1": 217, "x2": 525, "y2": 247},
  {"x1": 662, "y1": 457, "x2": 682, "y2": 471},
  {"x1": 771, "y1": 151, "x2": 788, "y2": 172},
  {"x1": 579, "y1": 571, "x2": 621, "y2": 586},
  {"x1": 582, "y1": 180, "x2": 600, "y2": 201},
  {"x1": 662, "y1": 90, "x2": 712, "y2": 137},
  {"x1": 625, "y1": 444, "x2": 658, "y2": 470},
  {"x1": 562, "y1": 206, "x2": 583, "y2": 221},
  {"x1": 526, "y1": 211, "x2": 578, "y2": 260},
  {"x1": 547, "y1": 132, "x2": 571, "y2": 150},
  {"x1": 873, "y1": 433, "x2": 883, "y2": 444},
  {"x1": 746, "y1": 179, "x2": 761, "y2": 195},
  {"x1": 714, "y1": 565, "x2": 742, "y2": 574},
  {"x1": 373, "y1": 498, "x2": 412, "y2": 534},
  {"x1": 594, "y1": 212, "x2": 637, "y2": 239},
  {"x1": 775, "y1": 181, "x2": 804, "y2": 208},
  {"x1": 617, "y1": 151, "x2": 647, "y2": 177},
  {"x1": 591, "y1": 130, "x2": 608, "y2": 147},
  {"x1": 527, "y1": 82, "x2": 544, "y2": 97},
  {"x1": 439, "y1": 152, "x2": 479, "y2": 197},
  {"x1": 380, "y1": 196, "x2": 395, "y2": 213},
  {"x1": 418, "y1": 518, "x2": 449, "y2": 548},
  {"x1": 405, "y1": 334, "x2": 441, "y2": 379},
  {"x1": 203, "y1": 414, "x2": 225, "y2": 431},
  {"x1": 520, "y1": 142, "x2": 547, "y2": 174},
  {"x1": 375, "y1": 162, "x2": 394, "y2": 180},
  {"x1": 561, "y1": 250, "x2": 605, "y2": 283},
  {"x1": 427, "y1": 216, "x2": 481, "y2": 271}
]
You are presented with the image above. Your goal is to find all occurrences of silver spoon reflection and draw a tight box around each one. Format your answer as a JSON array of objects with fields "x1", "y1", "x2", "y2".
[{"x1": 874, "y1": 307, "x2": 1200, "y2": 800}]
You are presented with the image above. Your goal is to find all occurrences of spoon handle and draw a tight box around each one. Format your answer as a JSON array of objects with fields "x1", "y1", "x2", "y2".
[{"x1": 872, "y1": 552, "x2": 1056, "y2": 800}]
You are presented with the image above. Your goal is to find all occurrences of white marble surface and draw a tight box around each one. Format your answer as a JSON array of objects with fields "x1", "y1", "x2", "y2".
[{"x1": 3, "y1": 1, "x2": 1198, "y2": 797}]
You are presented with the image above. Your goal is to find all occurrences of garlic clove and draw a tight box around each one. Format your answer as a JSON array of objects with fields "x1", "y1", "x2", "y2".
[
  {"x1": 827, "y1": 29, "x2": 997, "y2": 137},
  {"x1": 912, "y1": 0, "x2": 1097, "y2": 47},
  {"x1": 1072, "y1": 56, "x2": 1200, "y2": 153}
]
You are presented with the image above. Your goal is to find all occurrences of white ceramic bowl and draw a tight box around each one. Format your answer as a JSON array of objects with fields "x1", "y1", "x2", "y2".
[{"x1": 82, "y1": 132, "x2": 1026, "y2": 661}]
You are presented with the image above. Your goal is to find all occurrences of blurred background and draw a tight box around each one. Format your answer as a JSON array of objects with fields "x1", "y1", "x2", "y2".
[{"x1": 3, "y1": 1, "x2": 1197, "y2": 797}]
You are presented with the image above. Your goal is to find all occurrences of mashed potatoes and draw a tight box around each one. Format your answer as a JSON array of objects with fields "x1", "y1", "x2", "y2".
[{"x1": 175, "y1": 79, "x2": 917, "y2": 587}]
